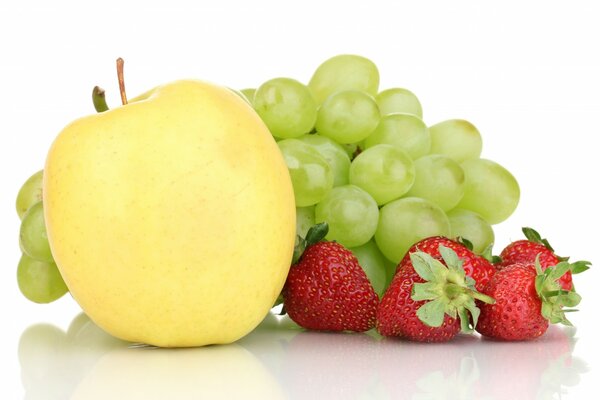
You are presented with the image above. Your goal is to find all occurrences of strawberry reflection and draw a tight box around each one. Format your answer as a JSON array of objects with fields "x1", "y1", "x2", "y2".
[
  {"x1": 377, "y1": 333, "x2": 481, "y2": 399},
  {"x1": 279, "y1": 330, "x2": 380, "y2": 399},
  {"x1": 471, "y1": 325, "x2": 588, "y2": 399}
]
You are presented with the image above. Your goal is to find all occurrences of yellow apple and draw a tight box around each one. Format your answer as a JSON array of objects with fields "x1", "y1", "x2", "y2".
[{"x1": 43, "y1": 80, "x2": 296, "y2": 347}]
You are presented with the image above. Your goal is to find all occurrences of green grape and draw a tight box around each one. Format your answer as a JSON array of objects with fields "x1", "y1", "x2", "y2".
[
  {"x1": 375, "y1": 197, "x2": 451, "y2": 264},
  {"x1": 230, "y1": 88, "x2": 250, "y2": 105},
  {"x1": 277, "y1": 139, "x2": 333, "y2": 207},
  {"x1": 375, "y1": 88, "x2": 423, "y2": 118},
  {"x1": 254, "y1": 78, "x2": 317, "y2": 139},
  {"x1": 456, "y1": 159, "x2": 520, "y2": 224},
  {"x1": 315, "y1": 185, "x2": 379, "y2": 248},
  {"x1": 315, "y1": 90, "x2": 380, "y2": 144},
  {"x1": 308, "y1": 54, "x2": 380, "y2": 104},
  {"x1": 363, "y1": 113, "x2": 430, "y2": 159},
  {"x1": 404, "y1": 154, "x2": 465, "y2": 211},
  {"x1": 17, "y1": 254, "x2": 68, "y2": 303},
  {"x1": 20, "y1": 202, "x2": 54, "y2": 263},
  {"x1": 296, "y1": 206, "x2": 315, "y2": 238},
  {"x1": 343, "y1": 143, "x2": 359, "y2": 159},
  {"x1": 382, "y1": 256, "x2": 398, "y2": 288},
  {"x1": 240, "y1": 88, "x2": 256, "y2": 106},
  {"x1": 298, "y1": 134, "x2": 351, "y2": 186},
  {"x1": 429, "y1": 119, "x2": 482, "y2": 163},
  {"x1": 16, "y1": 170, "x2": 44, "y2": 219},
  {"x1": 349, "y1": 144, "x2": 415, "y2": 205},
  {"x1": 349, "y1": 240, "x2": 388, "y2": 297},
  {"x1": 447, "y1": 208, "x2": 495, "y2": 254}
]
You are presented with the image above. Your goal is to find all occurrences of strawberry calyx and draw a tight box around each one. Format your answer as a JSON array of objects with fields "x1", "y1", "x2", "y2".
[
  {"x1": 292, "y1": 222, "x2": 329, "y2": 264},
  {"x1": 569, "y1": 260, "x2": 591, "y2": 275},
  {"x1": 455, "y1": 236, "x2": 474, "y2": 251},
  {"x1": 410, "y1": 245, "x2": 496, "y2": 334},
  {"x1": 522, "y1": 227, "x2": 556, "y2": 253},
  {"x1": 534, "y1": 258, "x2": 582, "y2": 326},
  {"x1": 518, "y1": 227, "x2": 591, "y2": 276}
]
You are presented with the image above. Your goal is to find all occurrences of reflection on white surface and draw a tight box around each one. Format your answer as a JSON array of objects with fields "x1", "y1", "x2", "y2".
[
  {"x1": 19, "y1": 313, "x2": 588, "y2": 400},
  {"x1": 18, "y1": 313, "x2": 285, "y2": 400}
]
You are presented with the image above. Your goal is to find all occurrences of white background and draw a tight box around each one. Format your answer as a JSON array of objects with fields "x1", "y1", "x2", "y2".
[{"x1": 1, "y1": 0, "x2": 599, "y2": 398}]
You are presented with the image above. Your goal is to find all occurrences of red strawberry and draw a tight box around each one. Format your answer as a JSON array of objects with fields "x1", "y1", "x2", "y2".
[
  {"x1": 400, "y1": 236, "x2": 497, "y2": 291},
  {"x1": 377, "y1": 244, "x2": 494, "y2": 342},
  {"x1": 476, "y1": 261, "x2": 582, "y2": 341},
  {"x1": 283, "y1": 224, "x2": 378, "y2": 332},
  {"x1": 498, "y1": 227, "x2": 590, "y2": 290}
]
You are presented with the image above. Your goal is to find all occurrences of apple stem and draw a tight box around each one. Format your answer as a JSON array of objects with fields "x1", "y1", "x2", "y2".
[
  {"x1": 116, "y1": 57, "x2": 128, "y2": 105},
  {"x1": 92, "y1": 86, "x2": 109, "y2": 112}
]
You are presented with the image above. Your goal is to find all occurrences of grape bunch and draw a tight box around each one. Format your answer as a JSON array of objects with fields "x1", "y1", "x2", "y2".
[
  {"x1": 242, "y1": 54, "x2": 520, "y2": 295},
  {"x1": 14, "y1": 54, "x2": 519, "y2": 305},
  {"x1": 15, "y1": 171, "x2": 68, "y2": 303}
]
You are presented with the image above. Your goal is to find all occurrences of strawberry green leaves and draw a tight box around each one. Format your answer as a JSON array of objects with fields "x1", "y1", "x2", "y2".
[
  {"x1": 292, "y1": 222, "x2": 329, "y2": 264},
  {"x1": 410, "y1": 245, "x2": 495, "y2": 333},
  {"x1": 521, "y1": 227, "x2": 592, "y2": 270},
  {"x1": 535, "y1": 259, "x2": 583, "y2": 326},
  {"x1": 570, "y1": 260, "x2": 591, "y2": 275},
  {"x1": 522, "y1": 227, "x2": 555, "y2": 252}
]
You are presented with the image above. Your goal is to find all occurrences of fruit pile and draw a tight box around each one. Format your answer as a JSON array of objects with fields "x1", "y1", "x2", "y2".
[
  {"x1": 13, "y1": 55, "x2": 590, "y2": 346},
  {"x1": 284, "y1": 224, "x2": 589, "y2": 341},
  {"x1": 241, "y1": 54, "x2": 520, "y2": 296}
]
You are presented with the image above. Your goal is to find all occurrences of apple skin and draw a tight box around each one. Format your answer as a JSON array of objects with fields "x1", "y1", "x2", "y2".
[{"x1": 43, "y1": 80, "x2": 296, "y2": 347}]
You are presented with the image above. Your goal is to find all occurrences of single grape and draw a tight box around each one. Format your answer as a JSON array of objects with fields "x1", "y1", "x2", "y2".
[
  {"x1": 375, "y1": 88, "x2": 423, "y2": 118},
  {"x1": 298, "y1": 134, "x2": 351, "y2": 186},
  {"x1": 254, "y1": 78, "x2": 317, "y2": 139},
  {"x1": 20, "y1": 202, "x2": 54, "y2": 263},
  {"x1": 447, "y1": 208, "x2": 495, "y2": 254},
  {"x1": 16, "y1": 170, "x2": 44, "y2": 219},
  {"x1": 404, "y1": 154, "x2": 465, "y2": 211},
  {"x1": 277, "y1": 139, "x2": 333, "y2": 207},
  {"x1": 315, "y1": 90, "x2": 380, "y2": 144},
  {"x1": 343, "y1": 143, "x2": 359, "y2": 159},
  {"x1": 240, "y1": 88, "x2": 256, "y2": 106},
  {"x1": 308, "y1": 54, "x2": 380, "y2": 104},
  {"x1": 17, "y1": 254, "x2": 68, "y2": 303},
  {"x1": 456, "y1": 159, "x2": 520, "y2": 224},
  {"x1": 349, "y1": 240, "x2": 388, "y2": 296},
  {"x1": 375, "y1": 197, "x2": 451, "y2": 264},
  {"x1": 296, "y1": 206, "x2": 315, "y2": 238},
  {"x1": 315, "y1": 185, "x2": 379, "y2": 248},
  {"x1": 230, "y1": 88, "x2": 250, "y2": 105},
  {"x1": 349, "y1": 144, "x2": 415, "y2": 205},
  {"x1": 382, "y1": 257, "x2": 398, "y2": 288},
  {"x1": 429, "y1": 119, "x2": 482, "y2": 163},
  {"x1": 363, "y1": 113, "x2": 430, "y2": 159}
]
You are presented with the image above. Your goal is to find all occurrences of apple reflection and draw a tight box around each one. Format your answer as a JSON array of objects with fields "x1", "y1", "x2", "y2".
[{"x1": 19, "y1": 313, "x2": 285, "y2": 400}]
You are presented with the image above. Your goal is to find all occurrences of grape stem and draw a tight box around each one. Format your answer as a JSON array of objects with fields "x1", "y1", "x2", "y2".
[{"x1": 116, "y1": 57, "x2": 128, "y2": 105}]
